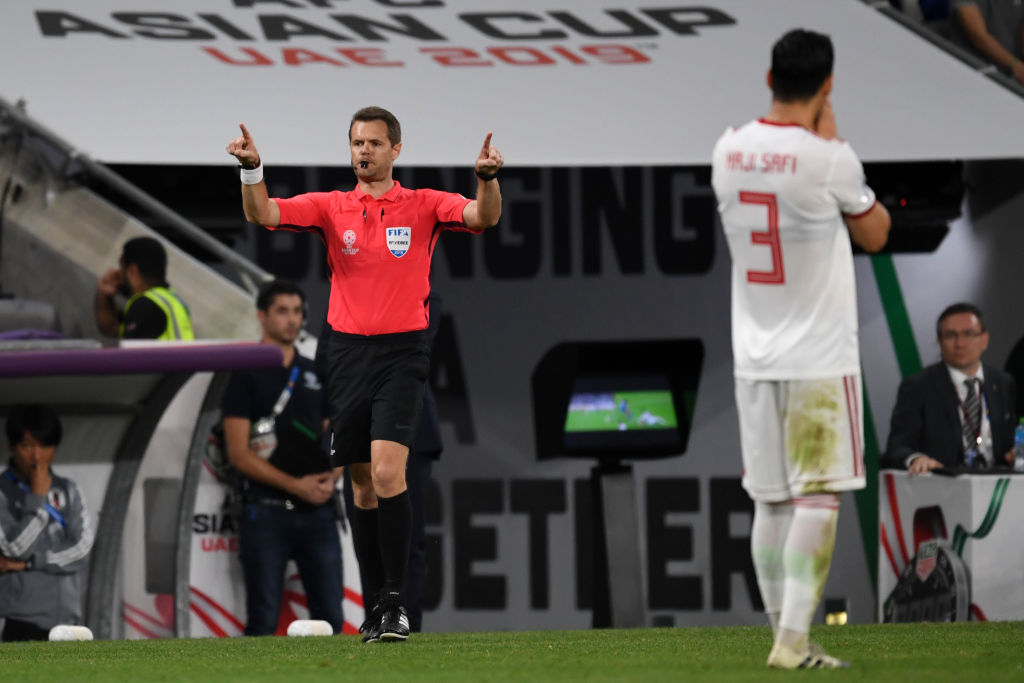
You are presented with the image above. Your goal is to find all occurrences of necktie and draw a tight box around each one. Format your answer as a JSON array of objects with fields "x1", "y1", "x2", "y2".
[{"x1": 962, "y1": 378, "x2": 981, "y2": 456}]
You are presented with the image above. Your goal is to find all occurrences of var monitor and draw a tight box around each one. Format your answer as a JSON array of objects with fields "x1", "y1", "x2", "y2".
[{"x1": 532, "y1": 339, "x2": 702, "y2": 462}]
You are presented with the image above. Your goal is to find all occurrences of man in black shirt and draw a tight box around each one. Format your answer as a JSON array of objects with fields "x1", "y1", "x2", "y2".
[{"x1": 221, "y1": 279, "x2": 343, "y2": 636}]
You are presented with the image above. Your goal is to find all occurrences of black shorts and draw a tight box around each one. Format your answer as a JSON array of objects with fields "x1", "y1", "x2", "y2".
[{"x1": 326, "y1": 329, "x2": 430, "y2": 465}]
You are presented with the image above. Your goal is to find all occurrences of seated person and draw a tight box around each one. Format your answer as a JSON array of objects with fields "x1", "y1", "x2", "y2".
[
  {"x1": 0, "y1": 405, "x2": 95, "y2": 641},
  {"x1": 889, "y1": 0, "x2": 952, "y2": 37},
  {"x1": 883, "y1": 302, "x2": 1017, "y2": 474},
  {"x1": 950, "y1": 0, "x2": 1024, "y2": 84}
]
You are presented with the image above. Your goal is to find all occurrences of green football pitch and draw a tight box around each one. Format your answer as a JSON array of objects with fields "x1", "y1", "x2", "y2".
[
  {"x1": 565, "y1": 391, "x2": 678, "y2": 432},
  {"x1": 2, "y1": 622, "x2": 1022, "y2": 682}
]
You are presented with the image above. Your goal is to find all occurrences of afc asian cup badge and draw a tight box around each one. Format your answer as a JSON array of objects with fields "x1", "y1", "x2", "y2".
[
  {"x1": 386, "y1": 227, "x2": 411, "y2": 258},
  {"x1": 342, "y1": 229, "x2": 359, "y2": 255}
]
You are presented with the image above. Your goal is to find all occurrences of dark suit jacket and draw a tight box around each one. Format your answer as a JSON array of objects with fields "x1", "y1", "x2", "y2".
[{"x1": 882, "y1": 362, "x2": 1017, "y2": 469}]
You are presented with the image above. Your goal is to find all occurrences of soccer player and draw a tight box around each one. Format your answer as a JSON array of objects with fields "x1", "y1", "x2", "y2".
[
  {"x1": 711, "y1": 29, "x2": 890, "y2": 669},
  {"x1": 226, "y1": 107, "x2": 502, "y2": 642}
]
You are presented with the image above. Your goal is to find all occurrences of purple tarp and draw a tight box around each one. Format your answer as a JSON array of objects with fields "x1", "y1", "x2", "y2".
[{"x1": 0, "y1": 343, "x2": 282, "y2": 378}]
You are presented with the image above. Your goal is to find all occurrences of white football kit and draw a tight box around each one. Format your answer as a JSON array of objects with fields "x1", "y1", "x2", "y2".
[{"x1": 712, "y1": 119, "x2": 875, "y2": 500}]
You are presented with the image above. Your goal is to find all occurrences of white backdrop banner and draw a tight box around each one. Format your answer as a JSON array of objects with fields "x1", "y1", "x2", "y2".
[{"x1": 1, "y1": 0, "x2": 1023, "y2": 166}]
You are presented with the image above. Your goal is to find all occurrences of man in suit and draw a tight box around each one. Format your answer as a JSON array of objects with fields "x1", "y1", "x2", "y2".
[{"x1": 883, "y1": 302, "x2": 1017, "y2": 473}]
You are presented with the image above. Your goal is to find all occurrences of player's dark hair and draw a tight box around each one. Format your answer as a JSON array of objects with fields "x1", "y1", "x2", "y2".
[
  {"x1": 350, "y1": 106, "x2": 402, "y2": 145},
  {"x1": 120, "y1": 237, "x2": 168, "y2": 284},
  {"x1": 6, "y1": 404, "x2": 63, "y2": 448},
  {"x1": 936, "y1": 302, "x2": 986, "y2": 337},
  {"x1": 256, "y1": 279, "x2": 306, "y2": 313},
  {"x1": 770, "y1": 29, "x2": 834, "y2": 102}
]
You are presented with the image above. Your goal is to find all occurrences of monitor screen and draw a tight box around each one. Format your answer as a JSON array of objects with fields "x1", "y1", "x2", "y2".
[
  {"x1": 561, "y1": 375, "x2": 683, "y2": 453},
  {"x1": 564, "y1": 390, "x2": 678, "y2": 433}
]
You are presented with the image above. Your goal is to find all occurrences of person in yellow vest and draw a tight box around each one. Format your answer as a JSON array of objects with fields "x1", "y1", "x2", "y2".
[{"x1": 94, "y1": 237, "x2": 194, "y2": 340}]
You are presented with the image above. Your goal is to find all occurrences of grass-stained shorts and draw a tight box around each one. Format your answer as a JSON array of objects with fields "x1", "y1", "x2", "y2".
[{"x1": 735, "y1": 374, "x2": 865, "y2": 502}]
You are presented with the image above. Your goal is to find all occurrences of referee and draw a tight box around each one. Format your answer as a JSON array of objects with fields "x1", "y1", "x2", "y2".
[{"x1": 226, "y1": 107, "x2": 502, "y2": 642}]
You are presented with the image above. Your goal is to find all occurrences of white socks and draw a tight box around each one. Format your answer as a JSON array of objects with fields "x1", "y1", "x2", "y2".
[
  {"x1": 751, "y1": 499, "x2": 794, "y2": 633},
  {"x1": 752, "y1": 495, "x2": 840, "y2": 647}
]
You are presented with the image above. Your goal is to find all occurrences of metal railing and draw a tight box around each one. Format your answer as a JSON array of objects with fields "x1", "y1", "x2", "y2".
[{"x1": 0, "y1": 95, "x2": 270, "y2": 294}]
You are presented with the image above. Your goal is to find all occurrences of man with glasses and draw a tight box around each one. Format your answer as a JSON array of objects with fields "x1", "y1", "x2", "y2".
[{"x1": 883, "y1": 302, "x2": 1018, "y2": 473}]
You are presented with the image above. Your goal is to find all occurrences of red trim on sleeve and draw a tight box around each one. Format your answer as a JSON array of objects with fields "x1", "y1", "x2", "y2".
[{"x1": 843, "y1": 199, "x2": 878, "y2": 220}]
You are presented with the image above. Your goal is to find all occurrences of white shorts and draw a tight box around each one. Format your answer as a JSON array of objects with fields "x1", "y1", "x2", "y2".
[{"x1": 735, "y1": 375, "x2": 865, "y2": 502}]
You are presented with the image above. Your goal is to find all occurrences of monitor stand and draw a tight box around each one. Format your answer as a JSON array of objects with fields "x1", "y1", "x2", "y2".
[{"x1": 590, "y1": 460, "x2": 645, "y2": 628}]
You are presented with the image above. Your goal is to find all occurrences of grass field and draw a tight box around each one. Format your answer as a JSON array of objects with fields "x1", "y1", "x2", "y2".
[
  {"x1": 565, "y1": 391, "x2": 677, "y2": 432},
  {"x1": 1, "y1": 622, "x2": 1022, "y2": 682}
]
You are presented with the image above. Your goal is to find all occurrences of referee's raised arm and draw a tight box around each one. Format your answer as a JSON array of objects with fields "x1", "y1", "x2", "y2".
[
  {"x1": 462, "y1": 131, "x2": 503, "y2": 230},
  {"x1": 226, "y1": 123, "x2": 281, "y2": 227}
]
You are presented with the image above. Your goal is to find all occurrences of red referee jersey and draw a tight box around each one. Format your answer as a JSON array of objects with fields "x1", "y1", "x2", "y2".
[{"x1": 272, "y1": 181, "x2": 477, "y2": 336}]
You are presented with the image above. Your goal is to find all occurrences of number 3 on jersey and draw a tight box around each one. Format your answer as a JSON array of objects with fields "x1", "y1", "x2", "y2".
[{"x1": 739, "y1": 191, "x2": 785, "y2": 285}]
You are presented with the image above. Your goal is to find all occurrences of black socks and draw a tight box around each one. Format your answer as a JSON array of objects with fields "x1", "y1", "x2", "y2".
[
  {"x1": 376, "y1": 490, "x2": 412, "y2": 598},
  {"x1": 352, "y1": 505, "x2": 384, "y2": 604}
]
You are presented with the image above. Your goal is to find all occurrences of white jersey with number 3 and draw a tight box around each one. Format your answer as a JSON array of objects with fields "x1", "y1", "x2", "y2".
[{"x1": 712, "y1": 119, "x2": 876, "y2": 380}]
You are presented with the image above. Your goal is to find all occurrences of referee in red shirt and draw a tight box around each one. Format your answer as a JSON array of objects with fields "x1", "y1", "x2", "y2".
[{"x1": 226, "y1": 107, "x2": 502, "y2": 642}]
